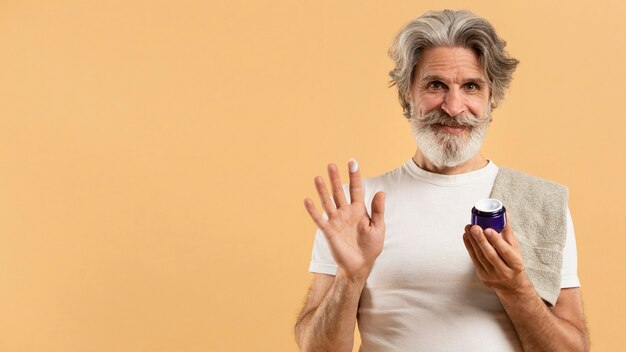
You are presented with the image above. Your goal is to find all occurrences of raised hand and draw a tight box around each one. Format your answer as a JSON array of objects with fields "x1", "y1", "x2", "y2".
[{"x1": 304, "y1": 159, "x2": 386, "y2": 282}]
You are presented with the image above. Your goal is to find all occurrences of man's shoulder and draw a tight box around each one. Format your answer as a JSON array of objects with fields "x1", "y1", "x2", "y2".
[
  {"x1": 494, "y1": 166, "x2": 568, "y2": 194},
  {"x1": 362, "y1": 161, "x2": 409, "y2": 188}
]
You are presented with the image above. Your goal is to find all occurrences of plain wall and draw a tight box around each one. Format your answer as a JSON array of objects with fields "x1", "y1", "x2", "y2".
[{"x1": 0, "y1": 1, "x2": 624, "y2": 351}]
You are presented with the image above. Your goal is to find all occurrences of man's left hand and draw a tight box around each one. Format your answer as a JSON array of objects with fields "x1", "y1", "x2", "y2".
[{"x1": 462, "y1": 216, "x2": 531, "y2": 293}]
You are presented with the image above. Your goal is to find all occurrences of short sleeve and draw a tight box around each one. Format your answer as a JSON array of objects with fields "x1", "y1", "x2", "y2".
[
  {"x1": 560, "y1": 207, "x2": 581, "y2": 288},
  {"x1": 308, "y1": 227, "x2": 338, "y2": 275}
]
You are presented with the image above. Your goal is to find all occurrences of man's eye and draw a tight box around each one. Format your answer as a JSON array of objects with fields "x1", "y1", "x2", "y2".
[
  {"x1": 466, "y1": 83, "x2": 478, "y2": 91},
  {"x1": 428, "y1": 81, "x2": 443, "y2": 90}
]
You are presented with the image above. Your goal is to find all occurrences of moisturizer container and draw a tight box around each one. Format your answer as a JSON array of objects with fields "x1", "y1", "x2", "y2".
[{"x1": 471, "y1": 198, "x2": 507, "y2": 233}]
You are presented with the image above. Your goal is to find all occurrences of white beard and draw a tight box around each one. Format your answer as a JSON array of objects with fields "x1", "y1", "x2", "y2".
[{"x1": 409, "y1": 105, "x2": 492, "y2": 168}]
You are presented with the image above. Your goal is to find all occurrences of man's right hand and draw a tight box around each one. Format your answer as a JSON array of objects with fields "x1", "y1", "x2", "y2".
[{"x1": 304, "y1": 159, "x2": 386, "y2": 282}]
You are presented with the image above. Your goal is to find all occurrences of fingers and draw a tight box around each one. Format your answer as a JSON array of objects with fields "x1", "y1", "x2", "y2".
[
  {"x1": 497, "y1": 213, "x2": 524, "y2": 271},
  {"x1": 484, "y1": 228, "x2": 521, "y2": 270},
  {"x1": 501, "y1": 212, "x2": 519, "y2": 249},
  {"x1": 476, "y1": 228, "x2": 510, "y2": 273},
  {"x1": 303, "y1": 197, "x2": 327, "y2": 230},
  {"x1": 348, "y1": 159, "x2": 364, "y2": 204},
  {"x1": 466, "y1": 225, "x2": 517, "y2": 274},
  {"x1": 314, "y1": 176, "x2": 337, "y2": 217},
  {"x1": 463, "y1": 233, "x2": 488, "y2": 276},
  {"x1": 370, "y1": 191, "x2": 385, "y2": 227},
  {"x1": 327, "y1": 163, "x2": 348, "y2": 208},
  {"x1": 464, "y1": 226, "x2": 495, "y2": 272},
  {"x1": 307, "y1": 159, "x2": 364, "y2": 223}
]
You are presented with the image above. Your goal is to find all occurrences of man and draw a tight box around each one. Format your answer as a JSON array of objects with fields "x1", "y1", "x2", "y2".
[{"x1": 294, "y1": 10, "x2": 590, "y2": 352}]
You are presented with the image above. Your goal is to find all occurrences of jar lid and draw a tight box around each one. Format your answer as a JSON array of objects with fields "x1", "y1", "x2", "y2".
[{"x1": 475, "y1": 198, "x2": 503, "y2": 213}]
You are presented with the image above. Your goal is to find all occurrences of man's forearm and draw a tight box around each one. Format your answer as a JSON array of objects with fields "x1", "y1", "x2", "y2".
[
  {"x1": 295, "y1": 271, "x2": 366, "y2": 352},
  {"x1": 496, "y1": 284, "x2": 589, "y2": 352}
]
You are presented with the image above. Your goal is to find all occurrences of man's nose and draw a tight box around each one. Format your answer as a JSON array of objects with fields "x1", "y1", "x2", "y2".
[{"x1": 441, "y1": 88, "x2": 465, "y2": 117}]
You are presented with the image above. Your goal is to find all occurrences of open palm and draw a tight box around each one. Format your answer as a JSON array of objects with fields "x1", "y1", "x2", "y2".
[{"x1": 304, "y1": 160, "x2": 386, "y2": 280}]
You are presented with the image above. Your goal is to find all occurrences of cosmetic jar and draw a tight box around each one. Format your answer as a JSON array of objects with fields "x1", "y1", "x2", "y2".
[{"x1": 471, "y1": 198, "x2": 507, "y2": 233}]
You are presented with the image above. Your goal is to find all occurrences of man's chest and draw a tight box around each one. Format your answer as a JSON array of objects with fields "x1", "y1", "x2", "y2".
[{"x1": 361, "y1": 190, "x2": 503, "y2": 310}]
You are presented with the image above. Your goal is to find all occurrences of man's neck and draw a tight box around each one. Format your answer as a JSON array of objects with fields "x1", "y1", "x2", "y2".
[{"x1": 412, "y1": 150, "x2": 488, "y2": 175}]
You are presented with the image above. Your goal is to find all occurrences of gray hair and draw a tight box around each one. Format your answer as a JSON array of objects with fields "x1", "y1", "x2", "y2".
[{"x1": 388, "y1": 10, "x2": 519, "y2": 119}]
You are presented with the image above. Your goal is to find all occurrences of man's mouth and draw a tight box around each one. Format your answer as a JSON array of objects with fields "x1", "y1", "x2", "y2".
[{"x1": 435, "y1": 123, "x2": 468, "y2": 135}]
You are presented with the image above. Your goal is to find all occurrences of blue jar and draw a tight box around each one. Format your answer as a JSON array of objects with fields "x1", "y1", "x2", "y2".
[{"x1": 471, "y1": 198, "x2": 507, "y2": 234}]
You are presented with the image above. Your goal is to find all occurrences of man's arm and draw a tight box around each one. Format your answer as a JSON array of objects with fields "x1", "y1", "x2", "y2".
[
  {"x1": 496, "y1": 286, "x2": 589, "y2": 352},
  {"x1": 296, "y1": 160, "x2": 385, "y2": 351},
  {"x1": 294, "y1": 272, "x2": 366, "y2": 352},
  {"x1": 463, "y1": 222, "x2": 590, "y2": 352}
]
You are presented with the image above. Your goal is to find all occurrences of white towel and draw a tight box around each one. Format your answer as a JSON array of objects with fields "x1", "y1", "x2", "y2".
[{"x1": 490, "y1": 168, "x2": 568, "y2": 306}]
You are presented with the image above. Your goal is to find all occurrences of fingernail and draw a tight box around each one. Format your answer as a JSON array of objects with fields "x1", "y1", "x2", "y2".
[
  {"x1": 348, "y1": 158, "x2": 359, "y2": 173},
  {"x1": 471, "y1": 226, "x2": 481, "y2": 236}
]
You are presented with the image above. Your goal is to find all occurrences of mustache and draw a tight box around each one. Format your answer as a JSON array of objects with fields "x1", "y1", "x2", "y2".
[{"x1": 415, "y1": 109, "x2": 482, "y2": 128}]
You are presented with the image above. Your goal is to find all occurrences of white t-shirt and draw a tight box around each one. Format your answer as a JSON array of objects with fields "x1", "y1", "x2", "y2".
[{"x1": 308, "y1": 159, "x2": 580, "y2": 352}]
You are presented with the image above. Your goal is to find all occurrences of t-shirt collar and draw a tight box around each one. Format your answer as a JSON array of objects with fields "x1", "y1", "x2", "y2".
[{"x1": 403, "y1": 158, "x2": 498, "y2": 186}]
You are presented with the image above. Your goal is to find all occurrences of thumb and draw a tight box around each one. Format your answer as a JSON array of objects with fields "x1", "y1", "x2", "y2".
[
  {"x1": 501, "y1": 211, "x2": 518, "y2": 248},
  {"x1": 370, "y1": 191, "x2": 386, "y2": 227}
]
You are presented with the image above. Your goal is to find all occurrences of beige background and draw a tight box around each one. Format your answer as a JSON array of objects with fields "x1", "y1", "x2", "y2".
[{"x1": 0, "y1": 1, "x2": 624, "y2": 351}]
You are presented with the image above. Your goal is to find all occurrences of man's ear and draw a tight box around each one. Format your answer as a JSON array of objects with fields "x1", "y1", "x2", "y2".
[
  {"x1": 487, "y1": 86, "x2": 496, "y2": 109},
  {"x1": 404, "y1": 90, "x2": 412, "y2": 103},
  {"x1": 489, "y1": 92, "x2": 496, "y2": 109}
]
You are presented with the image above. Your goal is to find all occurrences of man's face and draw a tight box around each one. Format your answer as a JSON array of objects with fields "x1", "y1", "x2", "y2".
[{"x1": 407, "y1": 46, "x2": 492, "y2": 167}]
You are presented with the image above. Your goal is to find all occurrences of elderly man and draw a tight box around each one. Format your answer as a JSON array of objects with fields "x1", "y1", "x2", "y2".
[{"x1": 294, "y1": 10, "x2": 590, "y2": 352}]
